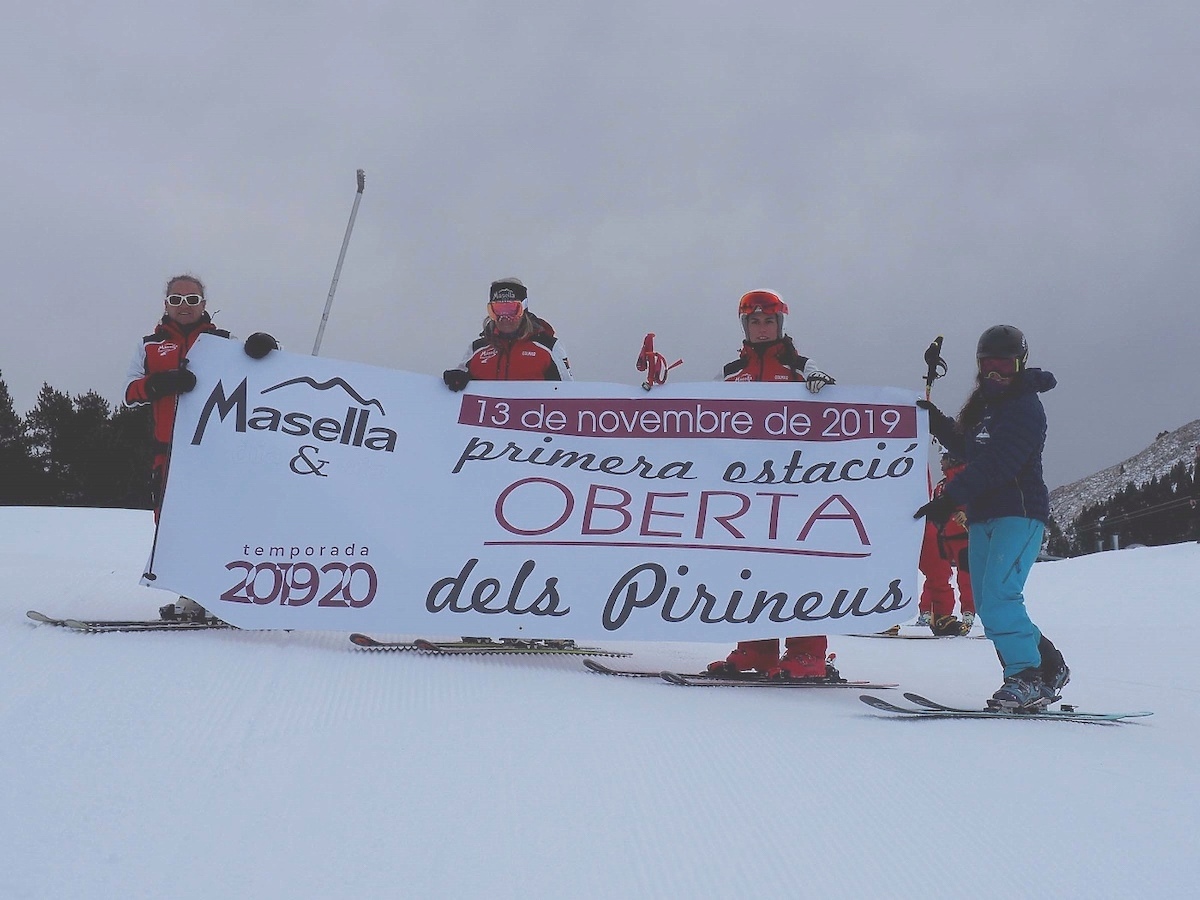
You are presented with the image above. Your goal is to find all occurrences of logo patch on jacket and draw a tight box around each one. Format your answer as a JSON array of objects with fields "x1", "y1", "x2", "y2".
[{"x1": 157, "y1": 342, "x2": 179, "y2": 356}]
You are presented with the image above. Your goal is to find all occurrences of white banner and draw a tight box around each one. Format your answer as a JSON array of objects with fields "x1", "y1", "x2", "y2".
[{"x1": 147, "y1": 336, "x2": 929, "y2": 640}]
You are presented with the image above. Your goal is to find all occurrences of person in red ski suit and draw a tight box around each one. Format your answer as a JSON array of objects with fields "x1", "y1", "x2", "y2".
[
  {"x1": 442, "y1": 277, "x2": 573, "y2": 390},
  {"x1": 917, "y1": 451, "x2": 976, "y2": 635},
  {"x1": 707, "y1": 289, "x2": 840, "y2": 681},
  {"x1": 124, "y1": 273, "x2": 277, "y2": 619}
]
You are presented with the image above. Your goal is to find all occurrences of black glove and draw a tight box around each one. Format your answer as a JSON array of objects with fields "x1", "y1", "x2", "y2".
[
  {"x1": 914, "y1": 492, "x2": 957, "y2": 526},
  {"x1": 244, "y1": 332, "x2": 279, "y2": 359},
  {"x1": 805, "y1": 371, "x2": 836, "y2": 394},
  {"x1": 931, "y1": 614, "x2": 962, "y2": 637},
  {"x1": 144, "y1": 368, "x2": 197, "y2": 400},
  {"x1": 916, "y1": 398, "x2": 958, "y2": 437},
  {"x1": 443, "y1": 369, "x2": 470, "y2": 392}
]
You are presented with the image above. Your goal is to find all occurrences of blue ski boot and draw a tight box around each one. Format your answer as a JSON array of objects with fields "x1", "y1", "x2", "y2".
[{"x1": 988, "y1": 668, "x2": 1053, "y2": 710}]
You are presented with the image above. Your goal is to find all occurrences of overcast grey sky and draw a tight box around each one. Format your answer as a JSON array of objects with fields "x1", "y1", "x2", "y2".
[{"x1": 2, "y1": 1, "x2": 1197, "y2": 489}]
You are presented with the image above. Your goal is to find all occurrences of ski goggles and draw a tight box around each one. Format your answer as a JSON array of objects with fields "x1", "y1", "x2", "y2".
[
  {"x1": 166, "y1": 293, "x2": 205, "y2": 307},
  {"x1": 737, "y1": 290, "x2": 788, "y2": 317},
  {"x1": 978, "y1": 356, "x2": 1020, "y2": 377},
  {"x1": 488, "y1": 300, "x2": 524, "y2": 321}
]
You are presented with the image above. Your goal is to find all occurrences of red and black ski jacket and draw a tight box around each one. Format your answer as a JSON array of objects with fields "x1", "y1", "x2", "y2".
[
  {"x1": 722, "y1": 337, "x2": 818, "y2": 383},
  {"x1": 453, "y1": 313, "x2": 574, "y2": 382},
  {"x1": 123, "y1": 314, "x2": 231, "y2": 449}
]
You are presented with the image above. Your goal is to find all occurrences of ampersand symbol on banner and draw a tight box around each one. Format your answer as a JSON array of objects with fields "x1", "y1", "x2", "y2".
[{"x1": 289, "y1": 444, "x2": 330, "y2": 477}]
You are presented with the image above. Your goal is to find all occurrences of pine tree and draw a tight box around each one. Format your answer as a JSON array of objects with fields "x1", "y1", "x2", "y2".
[
  {"x1": 1045, "y1": 516, "x2": 1070, "y2": 558},
  {"x1": 1073, "y1": 465, "x2": 1197, "y2": 551},
  {"x1": 62, "y1": 391, "x2": 115, "y2": 505},
  {"x1": 23, "y1": 384, "x2": 74, "y2": 503},
  {"x1": 108, "y1": 403, "x2": 154, "y2": 508},
  {"x1": 0, "y1": 372, "x2": 38, "y2": 504}
]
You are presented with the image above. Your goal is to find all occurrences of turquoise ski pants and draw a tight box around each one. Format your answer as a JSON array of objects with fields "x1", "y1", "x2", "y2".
[{"x1": 967, "y1": 517, "x2": 1045, "y2": 677}]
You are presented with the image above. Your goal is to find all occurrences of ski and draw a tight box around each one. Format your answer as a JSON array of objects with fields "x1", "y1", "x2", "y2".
[
  {"x1": 859, "y1": 693, "x2": 1152, "y2": 723},
  {"x1": 582, "y1": 659, "x2": 670, "y2": 678},
  {"x1": 660, "y1": 671, "x2": 898, "y2": 689},
  {"x1": 902, "y1": 692, "x2": 1153, "y2": 720},
  {"x1": 849, "y1": 631, "x2": 985, "y2": 640},
  {"x1": 583, "y1": 659, "x2": 896, "y2": 687},
  {"x1": 27, "y1": 610, "x2": 233, "y2": 632},
  {"x1": 349, "y1": 634, "x2": 630, "y2": 657},
  {"x1": 29, "y1": 610, "x2": 152, "y2": 627}
]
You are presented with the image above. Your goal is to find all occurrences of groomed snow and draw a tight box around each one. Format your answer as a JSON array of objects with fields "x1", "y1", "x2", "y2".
[{"x1": 2, "y1": 507, "x2": 1196, "y2": 899}]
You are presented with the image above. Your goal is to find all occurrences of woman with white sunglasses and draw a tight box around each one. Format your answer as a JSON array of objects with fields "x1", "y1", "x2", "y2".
[{"x1": 123, "y1": 274, "x2": 277, "y2": 622}]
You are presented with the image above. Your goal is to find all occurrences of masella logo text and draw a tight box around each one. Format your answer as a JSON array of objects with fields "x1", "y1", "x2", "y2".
[{"x1": 189, "y1": 376, "x2": 398, "y2": 470}]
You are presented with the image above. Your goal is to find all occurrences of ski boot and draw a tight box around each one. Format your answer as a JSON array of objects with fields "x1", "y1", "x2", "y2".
[
  {"x1": 159, "y1": 597, "x2": 212, "y2": 623},
  {"x1": 930, "y1": 614, "x2": 962, "y2": 636},
  {"x1": 707, "y1": 639, "x2": 779, "y2": 677},
  {"x1": 988, "y1": 669, "x2": 1053, "y2": 710},
  {"x1": 768, "y1": 637, "x2": 840, "y2": 681},
  {"x1": 959, "y1": 611, "x2": 976, "y2": 635},
  {"x1": 1042, "y1": 661, "x2": 1071, "y2": 700},
  {"x1": 1038, "y1": 636, "x2": 1070, "y2": 700}
]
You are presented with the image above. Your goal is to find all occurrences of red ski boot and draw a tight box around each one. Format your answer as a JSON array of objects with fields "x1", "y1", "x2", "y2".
[
  {"x1": 768, "y1": 636, "x2": 838, "y2": 681},
  {"x1": 707, "y1": 638, "x2": 780, "y2": 676}
]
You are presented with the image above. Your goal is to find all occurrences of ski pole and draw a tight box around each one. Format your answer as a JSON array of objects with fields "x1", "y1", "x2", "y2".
[
  {"x1": 142, "y1": 358, "x2": 190, "y2": 582},
  {"x1": 636, "y1": 333, "x2": 682, "y2": 391},
  {"x1": 312, "y1": 169, "x2": 366, "y2": 356},
  {"x1": 923, "y1": 335, "x2": 947, "y2": 400}
]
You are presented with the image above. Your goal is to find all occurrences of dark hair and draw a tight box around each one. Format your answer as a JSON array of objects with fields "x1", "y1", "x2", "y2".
[
  {"x1": 956, "y1": 371, "x2": 1026, "y2": 435},
  {"x1": 165, "y1": 273, "x2": 206, "y2": 296}
]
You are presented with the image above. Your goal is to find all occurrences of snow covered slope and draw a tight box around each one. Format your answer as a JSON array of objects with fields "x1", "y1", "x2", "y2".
[
  {"x1": 2, "y1": 507, "x2": 1197, "y2": 899},
  {"x1": 1050, "y1": 417, "x2": 1200, "y2": 530}
]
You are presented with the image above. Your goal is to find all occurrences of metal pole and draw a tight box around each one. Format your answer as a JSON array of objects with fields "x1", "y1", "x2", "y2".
[{"x1": 312, "y1": 169, "x2": 366, "y2": 355}]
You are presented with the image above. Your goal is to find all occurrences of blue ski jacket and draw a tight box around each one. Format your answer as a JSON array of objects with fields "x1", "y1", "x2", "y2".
[{"x1": 926, "y1": 368, "x2": 1056, "y2": 525}]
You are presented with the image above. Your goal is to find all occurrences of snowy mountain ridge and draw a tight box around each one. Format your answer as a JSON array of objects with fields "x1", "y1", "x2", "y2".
[{"x1": 1049, "y1": 417, "x2": 1200, "y2": 533}]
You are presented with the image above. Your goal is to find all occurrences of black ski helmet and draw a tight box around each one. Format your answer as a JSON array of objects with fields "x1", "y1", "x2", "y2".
[{"x1": 976, "y1": 325, "x2": 1028, "y2": 366}]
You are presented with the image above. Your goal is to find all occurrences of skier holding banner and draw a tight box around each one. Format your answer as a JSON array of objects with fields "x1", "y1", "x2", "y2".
[
  {"x1": 442, "y1": 277, "x2": 573, "y2": 390},
  {"x1": 707, "y1": 289, "x2": 842, "y2": 681},
  {"x1": 124, "y1": 273, "x2": 278, "y2": 621}
]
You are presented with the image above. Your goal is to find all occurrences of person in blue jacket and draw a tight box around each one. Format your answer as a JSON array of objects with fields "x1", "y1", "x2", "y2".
[{"x1": 914, "y1": 325, "x2": 1069, "y2": 710}]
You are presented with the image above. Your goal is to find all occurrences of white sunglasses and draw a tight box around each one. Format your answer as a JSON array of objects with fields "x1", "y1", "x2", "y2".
[{"x1": 166, "y1": 293, "x2": 205, "y2": 307}]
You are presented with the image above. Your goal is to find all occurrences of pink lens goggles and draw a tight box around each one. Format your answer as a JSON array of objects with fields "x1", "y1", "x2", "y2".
[
  {"x1": 979, "y1": 357, "x2": 1019, "y2": 377},
  {"x1": 489, "y1": 300, "x2": 524, "y2": 321}
]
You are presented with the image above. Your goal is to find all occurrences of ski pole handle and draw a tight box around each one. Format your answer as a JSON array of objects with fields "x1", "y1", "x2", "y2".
[
  {"x1": 636, "y1": 333, "x2": 682, "y2": 391},
  {"x1": 923, "y1": 335, "x2": 947, "y2": 400}
]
